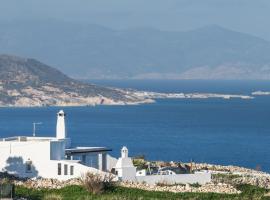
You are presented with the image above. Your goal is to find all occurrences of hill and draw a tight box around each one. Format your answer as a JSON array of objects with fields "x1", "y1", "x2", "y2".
[
  {"x1": 0, "y1": 55, "x2": 149, "y2": 107},
  {"x1": 0, "y1": 21, "x2": 270, "y2": 79}
]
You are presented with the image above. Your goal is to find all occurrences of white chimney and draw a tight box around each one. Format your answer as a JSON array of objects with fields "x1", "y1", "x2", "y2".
[{"x1": 56, "y1": 110, "x2": 66, "y2": 139}]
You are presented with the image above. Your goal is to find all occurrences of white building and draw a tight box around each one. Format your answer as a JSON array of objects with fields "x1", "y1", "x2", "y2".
[
  {"x1": 0, "y1": 110, "x2": 211, "y2": 185},
  {"x1": 0, "y1": 110, "x2": 111, "y2": 180}
]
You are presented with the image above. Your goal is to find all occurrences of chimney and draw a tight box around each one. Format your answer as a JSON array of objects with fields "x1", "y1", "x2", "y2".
[{"x1": 56, "y1": 110, "x2": 66, "y2": 139}]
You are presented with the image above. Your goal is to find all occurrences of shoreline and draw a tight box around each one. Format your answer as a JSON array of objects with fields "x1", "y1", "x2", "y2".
[{"x1": 0, "y1": 91, "x2": 256, "y2": 108}]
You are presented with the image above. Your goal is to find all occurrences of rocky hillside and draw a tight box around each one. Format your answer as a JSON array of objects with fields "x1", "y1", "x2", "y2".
[{"x1": 0, "y1": 55, "x2": 150, "y2": 107}]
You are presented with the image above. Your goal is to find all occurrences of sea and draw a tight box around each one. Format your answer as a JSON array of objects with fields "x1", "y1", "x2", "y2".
[{"x1": 0, "y1": 80, "x2": 270, "y2": 172}]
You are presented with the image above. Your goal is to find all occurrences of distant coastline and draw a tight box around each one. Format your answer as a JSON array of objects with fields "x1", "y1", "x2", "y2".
[
  {"x1": 132, "y1": 91, "x2": 254, "y2": 100},
  {"x1": 0, "y1": 90, "x2": 255, "y2": 107},
  {"x1": 252, "y1": 91, "x2": 270, "y2": 96}
]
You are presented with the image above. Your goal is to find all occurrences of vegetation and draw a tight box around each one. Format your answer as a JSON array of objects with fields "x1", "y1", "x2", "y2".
[
  {"x1": 81, "y1": 172, "x2": 115, "y2": 195},
  {"x1": 133, "y1": 158, "x2": 148, "y2": 170},
  {"x1": 14, "y1": 184, "x2": 270, "y2": 200}
]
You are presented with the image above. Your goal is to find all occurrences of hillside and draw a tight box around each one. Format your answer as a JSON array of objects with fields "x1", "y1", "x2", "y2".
[
  {"x1": 0, "y1": 55, "x2": 149, "y2": 107},
  {"x1": 0, "y1": 21, "x2": 270, "y2": 79}
]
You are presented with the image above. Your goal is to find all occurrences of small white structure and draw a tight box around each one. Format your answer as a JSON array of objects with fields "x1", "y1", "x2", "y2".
[
  {"x1": 0, "y1": 110, "x2": 111, "y2": 180},
  {"x1": 114, "y1": 146, "x2": 136, "y2": 181}
]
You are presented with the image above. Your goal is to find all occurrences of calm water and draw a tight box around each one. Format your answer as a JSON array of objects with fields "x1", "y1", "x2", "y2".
[{"x1": 1, "y1": 80, "x2": 270, "y2": 171}]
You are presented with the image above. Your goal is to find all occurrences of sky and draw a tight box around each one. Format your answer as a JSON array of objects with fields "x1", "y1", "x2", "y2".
[{"x1": 0, "y1": 0, "x2": 270, "y2": 40}]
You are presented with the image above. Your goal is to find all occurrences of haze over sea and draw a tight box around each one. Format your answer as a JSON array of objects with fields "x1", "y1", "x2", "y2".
[{"x1": 0, "y1": 80, "x2": 270, "y2": 172}]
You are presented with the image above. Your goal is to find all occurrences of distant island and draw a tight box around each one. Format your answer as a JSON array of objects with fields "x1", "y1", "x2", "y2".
[
  {"x1": 0, "y1": 55, "x2": 255, "y2": 107},
  {"x1": 0, "y1": 55, "x2": 154, "y2": 107}
]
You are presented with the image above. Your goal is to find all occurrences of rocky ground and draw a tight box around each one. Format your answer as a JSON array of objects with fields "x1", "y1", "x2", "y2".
[
  {"x1": 193, "y1": 163, "x2": 270, "y2": 189},
  {"x1": 1, "y1": 163, "x2": 270, "y2": 195},
  {"x1": 10, "y1": 177, "x2": 240, "y2": 194},
  {"x1": 120, "y1": 162, "x2": 270, "y2": 194},
  {"x1": 119, "y1": 182, "x2": 241, "y2": 194}
]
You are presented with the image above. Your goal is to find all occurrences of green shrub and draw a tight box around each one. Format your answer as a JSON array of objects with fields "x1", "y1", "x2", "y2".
[
  {"x1": 81, "y1": 172, "x2": 115, "y2": 195},
  {"x1": 132, "y1": 159, "x2": 147, "y2": 170},
  {"x1": 236, "y1": 184, "x2": 267, "y2": 197}
]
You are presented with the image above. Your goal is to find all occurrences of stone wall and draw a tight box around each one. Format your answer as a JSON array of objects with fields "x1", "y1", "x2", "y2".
[
  {"x1": 119, "y1": 182, "x2": 241, "y2": 194},
  {"x1": 136, "y1": 172, "x2": 211, "y2": 185}
]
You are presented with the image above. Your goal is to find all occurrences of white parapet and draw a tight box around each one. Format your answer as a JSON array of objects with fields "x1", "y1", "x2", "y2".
[{"x1": 135, "y1": 172, "x2": 212, "y2": 185}]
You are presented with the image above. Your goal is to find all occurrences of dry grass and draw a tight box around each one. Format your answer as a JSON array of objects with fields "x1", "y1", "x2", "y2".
[{"x1": 81, "y1": 172, "x2": 115, "y2": 195}]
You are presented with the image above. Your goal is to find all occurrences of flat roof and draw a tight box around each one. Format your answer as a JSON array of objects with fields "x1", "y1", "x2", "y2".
[
  {"x1": 65, "y1": 147, "x2": 112, "y2": 155},
  {"x1": 0, "y1": 136, "x2": 57, "y2": 142}
]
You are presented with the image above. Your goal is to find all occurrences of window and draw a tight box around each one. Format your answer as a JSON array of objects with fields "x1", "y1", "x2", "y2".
[
  {"x1": 25, "y1": 160, "x2": 32, "y2": 173},
  {"x1": 82, "y1": 155, "x2": 86, "y2": 163},
  {"x1": 58, "y1": 163, "x2": 61, "y2": 175},
  {"x1": 70, "y1": 166, "x2": 74, "y2": 176},
  {"x1": 64, "y1": 164, "x2": 68, "y2": 175}
]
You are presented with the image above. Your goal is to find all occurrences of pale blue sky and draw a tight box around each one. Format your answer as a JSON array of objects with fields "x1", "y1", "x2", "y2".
[{"x1": 0, "y1": 0, "x2": 270, "y2": 40}]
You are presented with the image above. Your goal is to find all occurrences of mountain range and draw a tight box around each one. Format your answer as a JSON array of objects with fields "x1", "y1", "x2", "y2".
[{"x1": 0, "y1": 20, "x2": 270, "y2": 79}]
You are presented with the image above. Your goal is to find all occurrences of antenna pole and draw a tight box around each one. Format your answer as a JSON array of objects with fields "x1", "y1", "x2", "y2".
[
  {"x1": 33, "y1": 123, "x2": 36, "y2": 137},
  {"x1": 33, "y1": 122, "x2": 42, "y2": 137}
]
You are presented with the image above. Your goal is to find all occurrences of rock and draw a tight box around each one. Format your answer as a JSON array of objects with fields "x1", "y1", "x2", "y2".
[
  {"x1": 118, "y1": 181, "x2": 241, "y2": 194},
  {"x1": 185, "y1": 184, "x2": 190, "y2": 190}
]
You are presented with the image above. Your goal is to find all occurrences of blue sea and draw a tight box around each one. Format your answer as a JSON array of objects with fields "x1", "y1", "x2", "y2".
[{"x1": 1, "y1": 80, "x2": 270, "y2": 172}]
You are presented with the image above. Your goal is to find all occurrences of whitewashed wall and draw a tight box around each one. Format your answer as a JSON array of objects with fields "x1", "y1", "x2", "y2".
[
  {"x1": 135, "y1": 173, "x2": 211, "y2": 185},
  {"x1": 0, "y1": 141, "x2": 51, "y2": 178},
  {"x1": 107, "y1": 154, "x2": 117, "y2": 171},
  {"x1": 40, "y1": 160, "x2": 103, "y2": 180}
]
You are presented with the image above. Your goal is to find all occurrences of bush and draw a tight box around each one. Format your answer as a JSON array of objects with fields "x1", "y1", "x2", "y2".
[
  {"x1": 43, "y1": 194, "x2": 63, "y2": 200},
  {"x1": 190, "y1": 183, "x2": 201, "y2": 188},
  {"x1": 81, "y1": 172, "x2": 114, "y2": 195},
  {"x1": 236, "y1": 184, "x2": 267, "y2": 197},
  {"x1": 132, "y1": 159, "x2": 147, "y2": 170}
]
